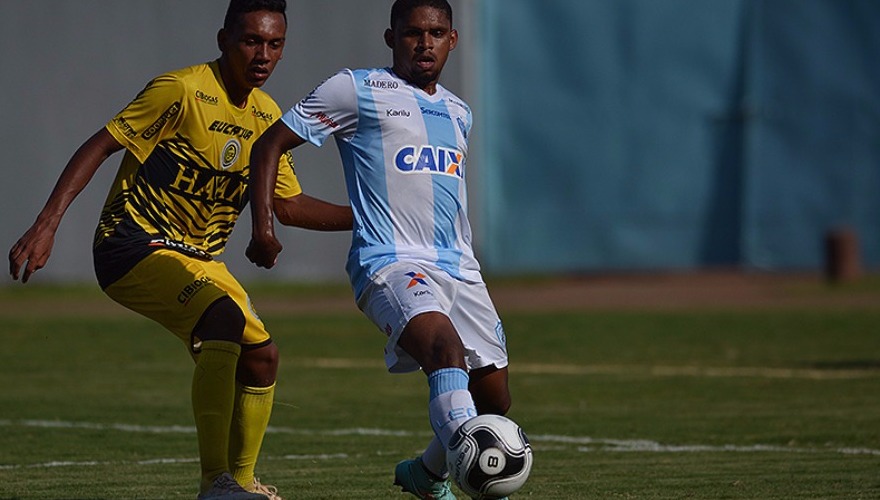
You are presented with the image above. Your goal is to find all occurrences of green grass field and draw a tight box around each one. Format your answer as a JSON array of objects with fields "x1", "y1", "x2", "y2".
[{"x1": 1, "y1": 281, "x2": 879, "y2": 499}]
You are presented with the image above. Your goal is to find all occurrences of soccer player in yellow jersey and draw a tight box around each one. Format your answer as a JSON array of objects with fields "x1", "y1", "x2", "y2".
[{"x1": 7, "y1": 1, "x2": 352, "y2": 499}]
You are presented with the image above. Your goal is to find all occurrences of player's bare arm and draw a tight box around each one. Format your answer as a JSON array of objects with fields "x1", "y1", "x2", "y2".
[
  {"x1": 245, "y1": 193, "x2": 353, "y2": 268},
  {"x1": 9, "y1": 129, "x2": 123, "y2": 283},
  {"x1": 246, "y1": 119, "x2": 309, "y2": 269},
  {"x1": 273, "y1": 194, "x2": 353, "y2": 231}
]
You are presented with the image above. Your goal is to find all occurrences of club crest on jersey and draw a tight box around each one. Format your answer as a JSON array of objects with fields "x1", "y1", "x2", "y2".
[
  {"x1": 395, "y1": 145, "x2": 463, "y2": 178},
  {"x1": 221, "y1": 138, "x2": 241, "y2": 169}
]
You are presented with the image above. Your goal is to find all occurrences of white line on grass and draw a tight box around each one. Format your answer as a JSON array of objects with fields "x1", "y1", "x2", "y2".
[
  {"x1": 1, "y1": 419, "x2": 878, "y2": 471},
  {"x1": 533, "y1": 434, "x2": 880, "y2": 456},
  {"x1": 0, "y1": 454, "x2": 347, "y2": 471},
  {"x1": 1, "y1": 419, "x2": 424, "y2": 437}
]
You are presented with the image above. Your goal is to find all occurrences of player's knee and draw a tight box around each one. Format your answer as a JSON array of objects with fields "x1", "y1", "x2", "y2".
[
  {"x1": 238, "y1": 342, "x2": 279, "y2": 387},
  {"x1": 429, "y1": 335, "x2": 467, "y2": 368},
  {"x1": 469, "y1": 365, "x2": 511, "y2": 415},
  {"x1": 476, "y1": 393, "x2": 511, "y2": 416},
  {"x1": 245, "y1": 342, "x2": 279, "y2": 371},
  {"x1": 193, "y1": 296, "x2": 246, "y2": 344},
  {"x1": 400, "y1": 312, "x2": 467, "y2": 371}
]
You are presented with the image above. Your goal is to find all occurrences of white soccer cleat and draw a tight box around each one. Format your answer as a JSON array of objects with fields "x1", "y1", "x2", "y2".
[
  {"x1": 251, "y1": 477, "x2": 283, "y2": 500},
  {"x1": 197, "y1": 472, "x2": 269, "y2": 500}
]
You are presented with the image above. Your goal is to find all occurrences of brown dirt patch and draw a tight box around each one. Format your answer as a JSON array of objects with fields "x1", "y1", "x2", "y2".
[
  {"x1": 3, "y1": 271, "x2": 875, "y2": 318},
  {"x1": 482, "y1": 272, "x2": 880, "y2": 312}
]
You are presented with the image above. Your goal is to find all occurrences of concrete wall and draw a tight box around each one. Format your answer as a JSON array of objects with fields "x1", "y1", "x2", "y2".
[{"x1": 1, "y1": 0, "x2": 475, "y2": 285}]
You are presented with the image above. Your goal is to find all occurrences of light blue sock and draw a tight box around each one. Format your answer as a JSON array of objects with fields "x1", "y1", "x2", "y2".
[{"x1": 427, "y1": 368, "x2": 477, "y2": 447}]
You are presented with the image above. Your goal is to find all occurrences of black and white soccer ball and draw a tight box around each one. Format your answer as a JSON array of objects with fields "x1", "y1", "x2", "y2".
[{"x1": 446, "y1": 414, "x2": 533, "y2": 499}]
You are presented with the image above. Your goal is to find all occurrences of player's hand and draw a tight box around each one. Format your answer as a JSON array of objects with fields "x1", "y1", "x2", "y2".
[
  {"x1": 8, "y1": 224, "x2": 56, "y2": 283},
  {"x1": 246, "y1": 234, "x2": 283, "y2": 269}
]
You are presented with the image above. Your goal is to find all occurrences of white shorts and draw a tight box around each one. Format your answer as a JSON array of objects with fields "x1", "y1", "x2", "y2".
[{"x1": 357, "y1": 261, "x2": 509, "y2": 373}]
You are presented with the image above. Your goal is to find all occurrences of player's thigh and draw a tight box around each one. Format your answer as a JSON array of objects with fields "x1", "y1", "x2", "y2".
[
  {"x1": 358, "y1": 261, "x2": 451, "y2": 373},
  {"x1": 448, "y1": 280, "x2": 509, "y2": 371},
  {"x1": 103, "y1": 250, "x2": 270, "y2": 349},
  {"x1": 204, "y1": 260, "x2": 271, "y2": 348}
]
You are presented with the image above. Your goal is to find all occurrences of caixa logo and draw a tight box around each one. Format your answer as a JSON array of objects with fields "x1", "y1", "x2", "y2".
[{"x1": 395, "y1": 145, "x2": 463, "y2": 178}]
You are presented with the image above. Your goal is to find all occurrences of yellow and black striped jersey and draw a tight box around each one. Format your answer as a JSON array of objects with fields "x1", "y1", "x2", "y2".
[{"x1": 94, "y1": 61, "x2": 300, "y2": 287}]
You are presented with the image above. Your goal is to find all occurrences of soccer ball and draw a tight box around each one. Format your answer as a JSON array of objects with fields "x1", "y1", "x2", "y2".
[{"x1": 446, "y1": 415, "x2": 533, "y2": 499}]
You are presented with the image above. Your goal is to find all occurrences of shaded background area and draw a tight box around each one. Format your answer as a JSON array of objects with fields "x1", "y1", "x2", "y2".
[
  {"x1": 1, "y1": 0, "x2": 474, "y2": 283},
  {"x1": 479, "y1": 0, "x2": 880, "y2": 274},
  {"x1": 1, "y1": 0, "x2": 877, "y2": 285}
]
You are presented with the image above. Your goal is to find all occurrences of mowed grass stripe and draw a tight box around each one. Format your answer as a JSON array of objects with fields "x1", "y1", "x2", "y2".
[
  {"x1": 2, "y1": 419, "x2": 878, "y2": 462},
  {"x1": 288, "y1": 357, "x2": 880, "y2": 380},
  {"x1": 2, "y1": 288, "x2": 879, "y2": 499}
]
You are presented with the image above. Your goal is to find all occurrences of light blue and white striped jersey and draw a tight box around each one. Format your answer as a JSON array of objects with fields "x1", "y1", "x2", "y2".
[{"x1": 280, "y1": 68, "x2": 482, "y2": 297}]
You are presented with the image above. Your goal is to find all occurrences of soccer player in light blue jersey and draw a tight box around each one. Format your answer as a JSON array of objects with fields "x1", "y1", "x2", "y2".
[{"x1": 247, "y1": 1, "x2": 511, "y2": 497}]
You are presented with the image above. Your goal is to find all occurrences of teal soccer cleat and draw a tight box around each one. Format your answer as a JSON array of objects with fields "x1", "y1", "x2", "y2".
[{"x1": 394, "y1": 458, "x2": 457, "y2": 499}]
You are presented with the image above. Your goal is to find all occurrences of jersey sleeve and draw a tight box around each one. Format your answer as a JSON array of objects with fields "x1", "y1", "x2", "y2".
[
  {"x1": 274, "y1": 150, "x2": 302, "y2": 198},
  {"x1": 105, "y1": 74, "x2": 187, "y2": 164},
  {"x1": 280, "y1": 70, "x2": 359, "y2": 147}
]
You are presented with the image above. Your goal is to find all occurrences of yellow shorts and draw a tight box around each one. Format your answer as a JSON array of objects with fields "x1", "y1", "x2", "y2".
[{"x1": 103, "y1": 249, "x2": 269, "y2": 351}]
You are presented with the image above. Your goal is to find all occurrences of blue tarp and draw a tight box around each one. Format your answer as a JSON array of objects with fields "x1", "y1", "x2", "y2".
[{"x1": 478, "y1": 0, "x2": 880, "y2": 274}]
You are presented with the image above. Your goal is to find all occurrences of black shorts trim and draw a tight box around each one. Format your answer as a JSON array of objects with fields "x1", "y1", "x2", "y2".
[{"x1": 242, "y1": 339, "x2": 273, "y2": 352}]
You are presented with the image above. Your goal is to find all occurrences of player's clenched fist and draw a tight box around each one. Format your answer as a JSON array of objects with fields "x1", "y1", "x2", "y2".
[{"x1": 9, "y1": 223, "x2": 55, "y2": 283}]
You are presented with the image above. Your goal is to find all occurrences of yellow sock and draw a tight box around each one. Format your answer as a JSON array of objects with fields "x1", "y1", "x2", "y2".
[
  {"x1": 229, "y1": 382, "x2": 275, "y2": 489},
  {"x1": 192, "y1": 340, "x2": 241, "y2": 492}
]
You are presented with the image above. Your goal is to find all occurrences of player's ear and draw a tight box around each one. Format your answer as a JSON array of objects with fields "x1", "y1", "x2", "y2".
[
  {"x1": 384, "y1": 28, "x2": 394, "y2": 49},
  {"x1": 217, "y1": 28, "x2": 228, "y2": 53},
  {"x1": 449, "y1": 28, "x2": 458, "y2": 51}
]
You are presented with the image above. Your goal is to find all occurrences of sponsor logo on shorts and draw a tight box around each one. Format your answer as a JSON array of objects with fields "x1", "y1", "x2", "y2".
[
  {"x1": 405, "y1": 271, "x2": 434, "y2": 298},
  {"x1": 246, "y1": 295, "x2": 261, "y2": 321},
  {"x1": 405, "y1": 272, "x2": 428, "y2": 289},
  {"x1": 178, "y1": 276, "x2": 213, "y2": 305},
  {"x1": 495, "y1": 320, "x2": 507, "y2": 345},
  {"x1": 395, "y1": 145, "x2": 463, "y2": 178}
]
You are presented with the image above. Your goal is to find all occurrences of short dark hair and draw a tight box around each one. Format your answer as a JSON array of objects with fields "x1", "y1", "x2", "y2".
[
  {"x1": 224, "y1": 0, "x2": 287, "y2": 32},
  {"x1": 390, "y1": 0, "x2": 453, "y2": 29}
]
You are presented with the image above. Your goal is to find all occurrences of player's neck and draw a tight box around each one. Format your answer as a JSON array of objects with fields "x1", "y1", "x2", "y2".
[
  {"x1": 390, "y1": 66, "x2": 439, "y2": 95},
  {"x1": 217, "y1": 58, "x2": 252, "y2": 108}
]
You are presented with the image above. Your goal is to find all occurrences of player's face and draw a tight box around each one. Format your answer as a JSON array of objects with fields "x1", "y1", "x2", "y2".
[
  {"x1": 385, "y1": 6, "x2": 457, "y2": 94},
  {"x1": 219, "y1": 10, "x2": 286, "y2": 101}
]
